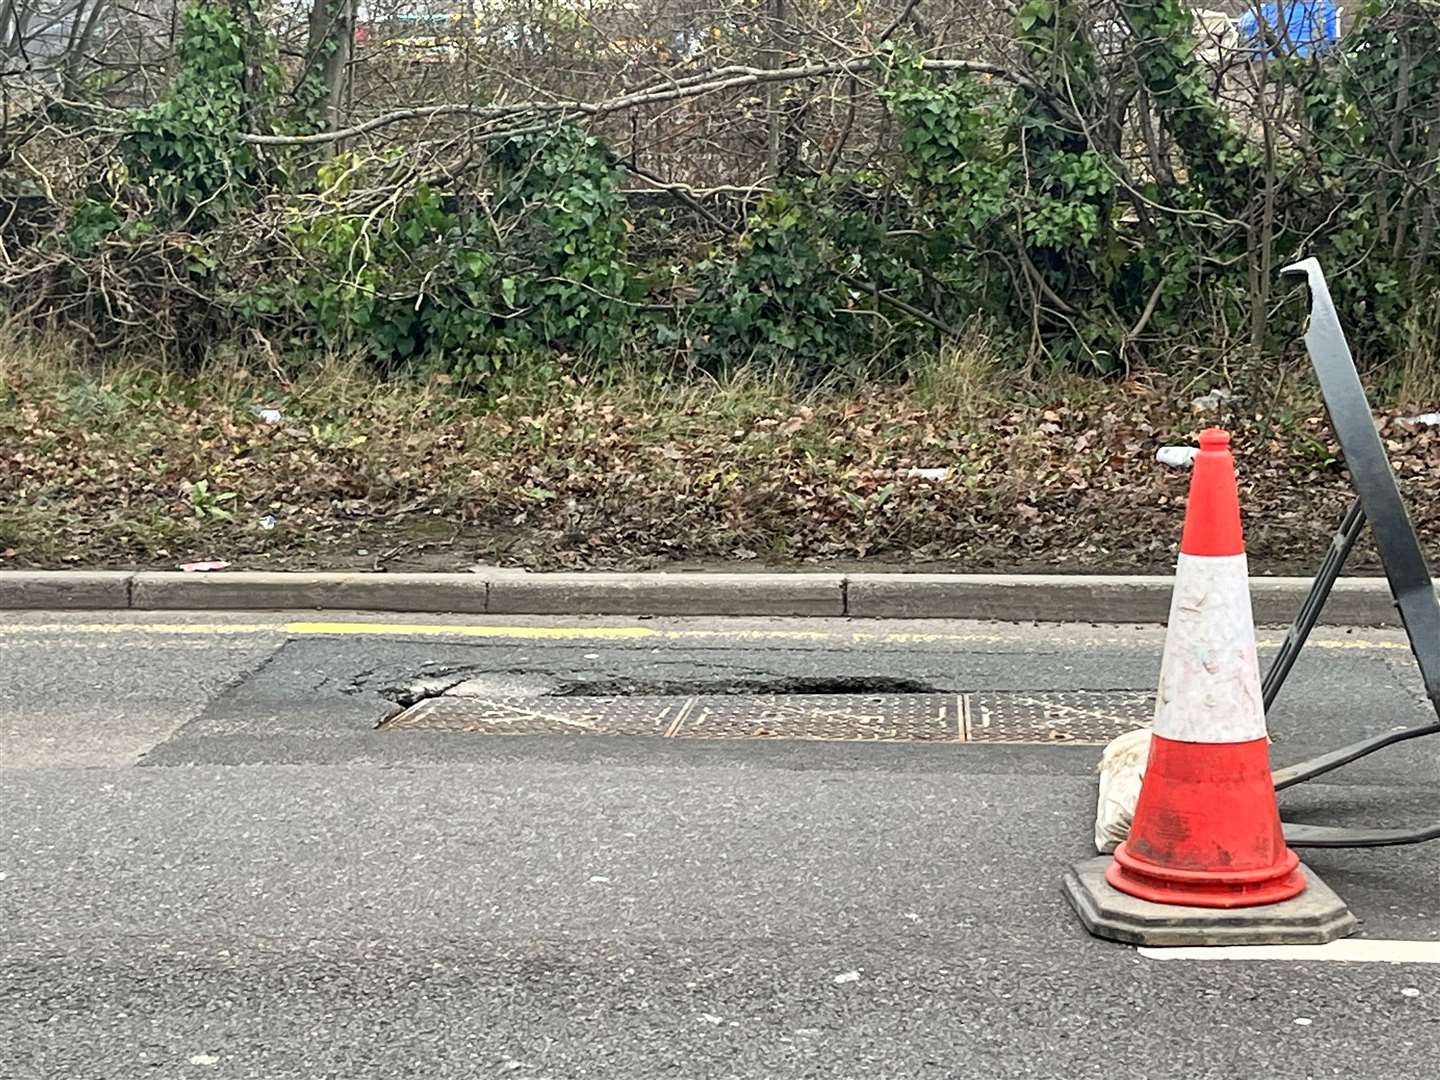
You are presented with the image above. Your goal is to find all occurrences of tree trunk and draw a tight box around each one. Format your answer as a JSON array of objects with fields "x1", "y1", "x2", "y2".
[
  {"x1": 764, "y1": 0, "x2": 785, "y2": 177},
  {"x1": 60, "y1": 0, "x2": 109, "y2": 96},
  {"x1": 303, "y1": 0, "x2": 355, "y2": 136}
]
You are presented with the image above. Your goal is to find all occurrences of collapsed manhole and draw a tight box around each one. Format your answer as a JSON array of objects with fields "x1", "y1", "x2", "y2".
[
  {"x1": 547, "y1": 676, "x2": 939, "y2": 697},
  {"x1": 380, "y1": 691, "x2": 1154, "y2": 743}
]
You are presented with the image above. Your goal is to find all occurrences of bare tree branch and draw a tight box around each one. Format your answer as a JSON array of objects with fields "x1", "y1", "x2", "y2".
[{"x1": 239, "y1": 55, "x2": 1039, "y2": 147}]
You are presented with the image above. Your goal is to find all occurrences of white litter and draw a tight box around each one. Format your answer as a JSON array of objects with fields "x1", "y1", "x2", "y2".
[
  {"x1": 251, "y1": 406, "x2": 283, "y2": 424},
  {"x1": 1156, "y1": 445, "x2": 1199, "y2": 468},
  {"x1": 1293, "y1": 1017, "x2": 1313, "y2": 1027},
  {"x1": 1401, "y1": 987, "x2": 1421, "y2": 997},
  {"x1": 188, "y1": 1055, "x2": 219, "y2": 1066},
  {"x1": 1398, "y1": 412, "x2": 1440, "y2": 427},
  {"x1": 833, "y1": 970, "x2": 861, "y2": 985},
  {"x1": 1190, "y1": 388, "x2": 1233, "y2": 412},
  {"x1": 905, "y1": 467, "x2": 951, "y2": 481},
  {"x1": 1094, "y1": 727, "x2": 1152, "y2": 853}
]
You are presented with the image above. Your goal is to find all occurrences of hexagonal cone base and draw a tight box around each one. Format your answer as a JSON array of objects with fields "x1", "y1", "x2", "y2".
[{"x1": 1063, "y1": 856, "x2": 1358, "y2": 947}]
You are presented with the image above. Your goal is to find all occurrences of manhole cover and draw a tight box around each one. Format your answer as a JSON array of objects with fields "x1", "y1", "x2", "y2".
[
  {"x1": 381, "y1": 696, "x2": 682, "y2": 736},
  {"x1": 675, "y1": 694, "x2": 961, "y2": 741},
  {"x1": 381, "y1": 691, "x2": 1152, "y2": 744},
  {"x1": 966, "y1": 691, "x2": 1153, "y2": 744}
]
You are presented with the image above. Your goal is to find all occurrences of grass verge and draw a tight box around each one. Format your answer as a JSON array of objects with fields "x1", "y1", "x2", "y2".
[{"x1": 1, "y1": 330, "x2": 1436, "y2": 574}]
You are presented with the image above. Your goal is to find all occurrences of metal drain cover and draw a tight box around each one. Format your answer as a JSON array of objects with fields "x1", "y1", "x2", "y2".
[
  {"x1": 677, "y1": 694, "x2": 960, "y2": 741},
  {"x1": 381, "y1": 691, "x2": 1153, "y2": 744},
  {"x1": 382, "y1": 696, "x2": 682, "y2": 736},
  {"x1": 966, "y1": 691, "x2": 1153, "y2": 744}
]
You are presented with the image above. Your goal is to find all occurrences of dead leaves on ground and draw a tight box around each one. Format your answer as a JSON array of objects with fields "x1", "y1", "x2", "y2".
[{"x1": 0, "y1": 373, "x2": 1435, "y2": 573}]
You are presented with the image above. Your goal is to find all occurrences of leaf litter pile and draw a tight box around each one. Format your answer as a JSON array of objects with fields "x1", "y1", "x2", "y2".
[{"x1": 2, "y1": 365, "x2": 1435, "y2": 575}]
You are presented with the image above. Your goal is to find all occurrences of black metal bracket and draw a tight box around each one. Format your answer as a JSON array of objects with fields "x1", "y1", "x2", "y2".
[{"x1": 1265, "y1": 258, "x2": 1439, "y2": 849}]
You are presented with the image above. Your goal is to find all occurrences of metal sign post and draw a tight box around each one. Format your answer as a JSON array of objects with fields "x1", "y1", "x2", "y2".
[{"x1": 1260, "y1": 259, "x2": 1439, "y2": 848}]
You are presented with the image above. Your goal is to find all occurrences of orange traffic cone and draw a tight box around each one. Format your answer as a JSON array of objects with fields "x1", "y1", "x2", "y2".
[
  {"x1": 1064, "y1": 427, "x2": 1356, "y2": 944},
  {"x1": 1106, "y1": 428, "x2": 1305, "y2": 908}
]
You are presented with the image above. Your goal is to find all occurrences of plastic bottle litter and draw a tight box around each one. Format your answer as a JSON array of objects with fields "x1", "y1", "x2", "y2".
[
  {"x1": 258, "y1": 515, "x2": 277, "y2": 531},
  {"x1": 1156, "y1": 445, "x2": 1200, "y2": 468}
]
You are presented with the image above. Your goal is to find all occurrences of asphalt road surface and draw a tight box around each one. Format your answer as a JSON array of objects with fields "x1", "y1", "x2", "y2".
[{"x1": 2, "y1": 611, "x2": 1437, "y2": 1079}]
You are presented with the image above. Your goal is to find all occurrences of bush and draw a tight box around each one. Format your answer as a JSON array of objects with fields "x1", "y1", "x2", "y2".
[
  {"x1": 122, "y1": 3, "x2": 277, "y2": 221},
  {"x1": 6, "y1": 1, "x2": 1437, "y2": 387}
]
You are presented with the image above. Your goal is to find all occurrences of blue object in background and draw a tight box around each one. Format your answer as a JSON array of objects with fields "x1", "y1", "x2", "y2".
[{"x1": 1236, "y1": 1, "x2": 1341, "y2": 59}]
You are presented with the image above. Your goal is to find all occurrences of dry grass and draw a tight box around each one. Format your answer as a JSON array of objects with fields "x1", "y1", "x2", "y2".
[
  {"x1": 1394, "y1": 295, "x2": 1440, "y2": 412},
  {"x1": 909, "y1": 320, "x2": 1005, "y2": 420}
]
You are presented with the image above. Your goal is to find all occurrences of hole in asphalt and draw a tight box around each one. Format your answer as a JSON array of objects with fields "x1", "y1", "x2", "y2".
[
  {"x1": 546, "y1": 675, "x2": 939, "y2": 697},
  {"x1": 380, "y1": 670, "x2": 560, "y2": 708},
  {"x1": 377, "y1": 672, "x2": 941, "y2": 715}
]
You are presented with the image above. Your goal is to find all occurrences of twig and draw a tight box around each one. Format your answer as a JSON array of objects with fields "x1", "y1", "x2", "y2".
[
  {"x1": 1121, "y1": 274, "x2": 1167, "y2": 359},
  {"x1": 838, "y1": 272, "x2": 966, "y2": 341},
  {"x1": 1007, "y1": 228, "x2": 1079, "y2": 316},
  {"x1": 879, "y1": 0, "x2": 926, "y2": 44}
]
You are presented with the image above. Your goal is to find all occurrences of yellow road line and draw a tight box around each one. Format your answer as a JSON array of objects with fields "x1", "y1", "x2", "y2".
[
  {"x1": 0, "y1": 622, "x2": 282, "y2": 635},
  {"x1": 287, "y1": 623, "x2": 967, "y2": 644},
  {"x1": 1261, "y1": 637, "x2": 1409, "y2": 650},
  {"x1": 288, "y1": 621, "x2": 655, "y2": 640},
  {"x1": 0, "y1": 619, "x2": 1413, "y2": 651}
]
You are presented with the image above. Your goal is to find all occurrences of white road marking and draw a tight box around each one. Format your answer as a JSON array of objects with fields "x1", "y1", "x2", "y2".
[{"x1": 1139, "y1": 939, "x2": 1440, "y2": 963}]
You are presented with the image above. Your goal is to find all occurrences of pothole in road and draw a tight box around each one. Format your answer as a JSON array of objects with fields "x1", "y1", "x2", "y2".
[
  {"x1": 548, "y1": 675, "x2": 939, "y2": 697},
  {"x1": 381, "y1": 671, "x2": 561, "y2": 708},
  {"x1": 375, "y1": 671, "x2": 949, "y2": 732},
  {"x1": 375, "y1": 665, "x2": 1153, "y2": 743},
  {"x1": 379, "y1": 671, "x2": 939, "y2": 710}
]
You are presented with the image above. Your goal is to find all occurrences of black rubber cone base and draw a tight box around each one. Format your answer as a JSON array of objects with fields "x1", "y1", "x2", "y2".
[{"x1": 1063, "y1": 856, "x2": 1358, "y2": 947}]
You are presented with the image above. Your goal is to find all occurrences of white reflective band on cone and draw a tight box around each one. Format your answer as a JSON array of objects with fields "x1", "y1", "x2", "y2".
[{"x1": 1152, "y1": 552, "x2": 1268, "y2": 744}]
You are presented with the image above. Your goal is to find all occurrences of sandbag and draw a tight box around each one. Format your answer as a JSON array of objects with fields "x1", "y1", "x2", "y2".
[{"x1": 1094, "y1": 728, "x2": 1152, "y2": 854}]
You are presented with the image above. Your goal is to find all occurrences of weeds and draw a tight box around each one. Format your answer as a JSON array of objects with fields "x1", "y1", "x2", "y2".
[
  {"x1": 1394, "y1": 295, "x2": 1440, "y2": 411},
  {"x1": 910, "y1": 322, "x2": 1003, "y2": 420}
]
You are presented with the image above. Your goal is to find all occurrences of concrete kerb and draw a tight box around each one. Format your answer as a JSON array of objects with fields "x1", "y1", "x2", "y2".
[
  {"x1": 129, "y1": 571, "x2": 490, "y2": 614},
  {"x1": 844, "y1": 572, "x2": 1411, "y2": 624},
  {"x1": 483, "y1": 571, "x2": 845, "y2": 617},
  {"x1": 0, "y1": 571, "x2": 133, "y2": 610},
  {"x1": 844, "y1": 573, "x2": 1177, "y2": 622},
  {"x1": 0, "y1": 569, "x2": 1413, "y2": 624}
]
